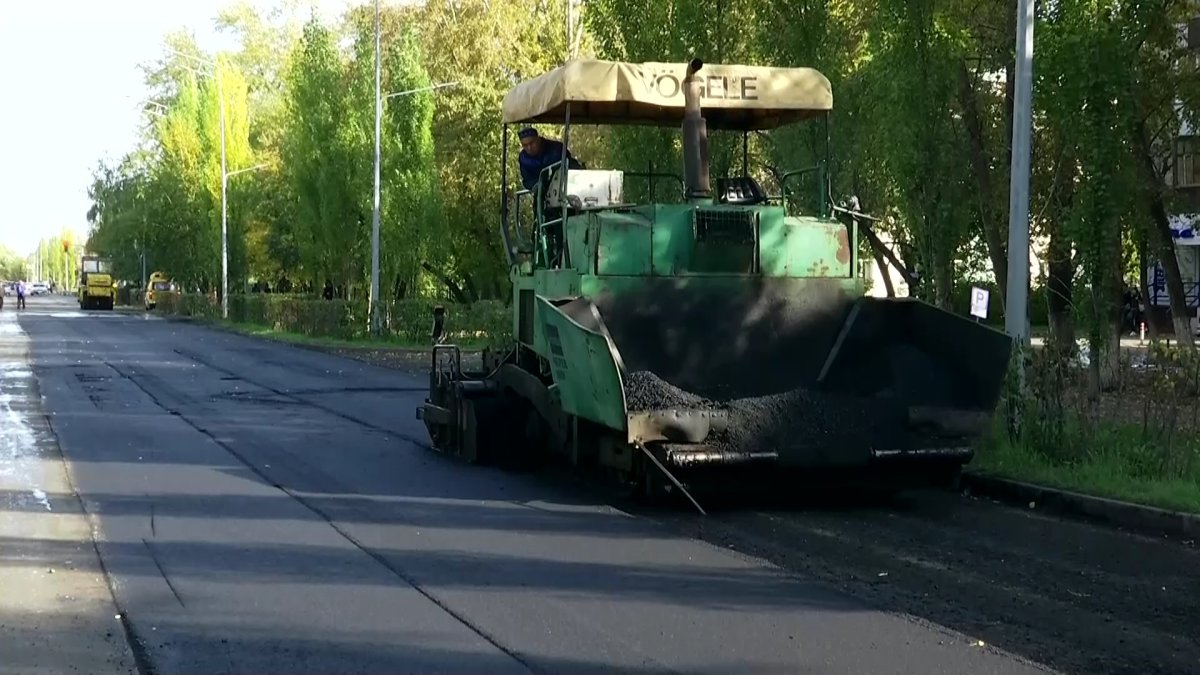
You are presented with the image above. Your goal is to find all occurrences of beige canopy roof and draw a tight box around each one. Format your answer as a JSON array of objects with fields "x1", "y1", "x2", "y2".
[{"x1": 501, "y1": 59, "x2": 832, "y2": 130}]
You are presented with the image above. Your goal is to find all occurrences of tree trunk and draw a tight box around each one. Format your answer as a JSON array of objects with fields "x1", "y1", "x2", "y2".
[
  {"x1": 931, "y1": 234, "x2": 955, "y2": 310},
  {"x1": 851, "y1": 195, "x2": 899, "y2": 297},
  {"x1": 1135, "y1": 120, "x2": 1195, "y2": 347},
  {"x1": 1046, "y1": 226, "x2": 1075, "y2": 349},
  {"x1": 1098, "y1": 268, "x2": 1125, "y2": 393},
  {"x1": 463, "y1": 274, "x2": 480, "y2": 303},
  {"x1": 957, "y1": 60, "x2": 1008, "y2": 297},
  {"x1": 1046, "y1": 140, "x2": 1077, "y2": 354},
  {"x1": 869, "y1": 239, "x2": 896, "y2": 297},
  {"x1": 1137, "y1": 232, "x2": 1161, "y2": 340},
  {"x1": 420, "y1": 261, "x2": 471, "y2": 304},
  {"x1": 1096, "y1": 209, "x2": 1126, "y2": 393},
  {"x1": 862, "y1": 225, "x2": 909, "y2": 294},
  {"x1": 1098, "y1": 325, "x2": 1123, "y2": 393}
]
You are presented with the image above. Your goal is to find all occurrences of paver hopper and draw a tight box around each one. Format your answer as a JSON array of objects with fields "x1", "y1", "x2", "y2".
[
  {"x1": 418, "y1": 57, "x2": 1013, "y2": 503},
  {"x1": 539, "y1": 288, "x2": 1012, "y2": 470}
]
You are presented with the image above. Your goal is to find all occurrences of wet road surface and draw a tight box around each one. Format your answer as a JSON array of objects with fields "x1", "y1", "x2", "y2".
[{"x1": 9, "y1": 295, "x2": 1194, "y2": 674}]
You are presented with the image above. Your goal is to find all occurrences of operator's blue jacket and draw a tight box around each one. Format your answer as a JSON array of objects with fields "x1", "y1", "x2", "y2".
[{"x1": 519, "y1": 139, "x2": 581, "y2": 191}]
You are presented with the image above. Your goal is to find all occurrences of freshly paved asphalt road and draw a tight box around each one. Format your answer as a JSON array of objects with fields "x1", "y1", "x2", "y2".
[
  {"x1": 3, "y1": 294, "x2": 1184, "y2": 674},
  {"x1": 0, "y1": 300, "x2": 136, "y2": 674}
]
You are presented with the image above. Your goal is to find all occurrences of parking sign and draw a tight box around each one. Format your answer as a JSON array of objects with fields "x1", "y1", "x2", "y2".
[{"x1": 970, "y1": 286, "x2": 989, "y2": 319}]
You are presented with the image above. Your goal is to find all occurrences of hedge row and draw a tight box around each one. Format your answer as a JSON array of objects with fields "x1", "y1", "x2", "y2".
[{"x1": 152, "y1": 292, "x2": 512, "y2": 345}]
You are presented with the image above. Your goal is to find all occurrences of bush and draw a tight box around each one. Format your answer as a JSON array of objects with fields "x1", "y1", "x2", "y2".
[
  {"x1": 228, "y1": 294, "x2": 360, "y2": 339},
  {"x1": 155, "y1": 291, "x2": 221, "y2": 319},
  {"x1": 386, "y1": 298, "x2": 511, "y2": 344},
  {"x1": 156, "y1": 292, "x2": 512, "y2": 346},
  {"x1": 988, "y1": 340, "x2": 1200, "y2": 486}
]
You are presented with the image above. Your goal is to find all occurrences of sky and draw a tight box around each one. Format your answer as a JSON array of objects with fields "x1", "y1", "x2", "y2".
[{"x1": 0, "y1": 0, "x2": 352, "y2": 258}]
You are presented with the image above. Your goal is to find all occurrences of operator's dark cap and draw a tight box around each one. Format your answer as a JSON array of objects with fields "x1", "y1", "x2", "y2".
[{"x1": 518, "y1": 127, "x2": 538, "y2": 139}]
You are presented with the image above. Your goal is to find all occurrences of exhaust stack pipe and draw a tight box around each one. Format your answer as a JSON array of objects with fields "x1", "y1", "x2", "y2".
[{"x1": 682, "y1": 58, "x2": 711, "y2": 201}]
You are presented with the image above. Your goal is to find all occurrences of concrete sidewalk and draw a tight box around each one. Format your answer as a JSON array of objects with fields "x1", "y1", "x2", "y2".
[
  {"x1": 0, "y1": 309, "x2": 136, "y2": 674},
  {"x1": 1029, "y1": 335, "x2": 1154, "y2": 350}
]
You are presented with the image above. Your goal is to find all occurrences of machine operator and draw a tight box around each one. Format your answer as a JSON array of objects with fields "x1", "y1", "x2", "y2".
[{"x1": 518, "y1": 127, "x2": 582, "y2": 192}]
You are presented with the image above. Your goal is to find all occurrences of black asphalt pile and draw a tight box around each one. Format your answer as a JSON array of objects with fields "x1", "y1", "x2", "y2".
[
  {"x1": 623, "y1": 369, "x2": 911, "y2": 459},
  {"x1": 623, "y1": 370, "x2": 717, "y2": 410},
  {"x1": 709, "y1": 388, "x2": 906, "y2": 459}
]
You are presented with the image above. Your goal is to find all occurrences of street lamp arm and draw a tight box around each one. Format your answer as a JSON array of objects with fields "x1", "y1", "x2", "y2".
[
  {"x1": 385, "y1": 81, "x2": 459, "y2": 100},
  {"x1": 167, "y1": 48, "x2": 216, "y2": 69},
  {"x1": 227, "y1": 163, "x2": 269, "y2": 179}
]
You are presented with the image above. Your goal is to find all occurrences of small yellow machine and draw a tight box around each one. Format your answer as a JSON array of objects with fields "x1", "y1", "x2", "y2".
[{"x1": 144, "y1": 271, "x2": 172, "y2": 310}]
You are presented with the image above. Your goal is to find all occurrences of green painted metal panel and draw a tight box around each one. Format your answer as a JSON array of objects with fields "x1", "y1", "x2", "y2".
[
  {"x1": 510, "y1": 271, "x2": 536, "y2": 344},
  {"x1": 760, "y1": 216, "x2": 853, "y2": 278},
  {"x1": 581, "y1": 273, "x2": 860, "y2": 300},
  {"x1": 564, "y1": 212, "x2": 592, "y2": 273},
  {"x1": 651, "y1": 205, "x2": 691, "y2": 275},
  {"x1": 536, "y1": 295, "x2": 627, "y2": 431},
  {"x1": 530, "y1": 269, "x2": 580, "y2": 355},
  {"x1": 533, "y1": 269, "x2": 580, "y2": 297},
  {"x1": 595, "y1": 212, "x2": 654, "y2": 276}
]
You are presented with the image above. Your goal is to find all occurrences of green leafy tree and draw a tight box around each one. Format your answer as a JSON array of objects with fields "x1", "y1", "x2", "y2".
[
  {"x1": 417, "y1": 0, "x2": 583, "y2": 300},
  {"x1": 281, "y1": 16, "x2": 364, "y2": 294},
  {"x1": 0, "y1": 246, "x2": 29, "y2": 281}
]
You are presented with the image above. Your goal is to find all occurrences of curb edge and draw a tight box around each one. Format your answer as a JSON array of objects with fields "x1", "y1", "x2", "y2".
[{"x1": 960, "y1": 471, "x2": 1198, "y2": 539}]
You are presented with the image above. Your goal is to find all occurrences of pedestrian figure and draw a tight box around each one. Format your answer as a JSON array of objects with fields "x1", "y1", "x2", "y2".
[{"x1": 16, "y1": 280, "x2": 26, "y2": 309}]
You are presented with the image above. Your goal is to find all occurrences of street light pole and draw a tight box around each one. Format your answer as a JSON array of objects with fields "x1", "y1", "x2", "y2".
[
  {"x1": 218, "y1": 65, "x2": 229, "y2": 319},
  {"x1": 170, "y1": 50, "x2": 231, "y2": 319},
  {"x1": 1004, "y1": 0, "x2": 1035, "y2": 439},
  {"x1": 1004, "y1": 0, "x2": 1035, "y2": 343},
  {"x1": 370, "y1": 0, "x2": 383, "y2": 336}
]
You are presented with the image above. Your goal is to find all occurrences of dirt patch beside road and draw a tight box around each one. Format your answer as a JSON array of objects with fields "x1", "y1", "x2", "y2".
[{"x1": 311, "y1": 345, "x2": 484, "y2": 375}]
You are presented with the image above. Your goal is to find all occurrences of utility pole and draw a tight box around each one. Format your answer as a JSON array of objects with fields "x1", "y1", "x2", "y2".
[
  {"x1": 139, "y1": 239, "x2": 146, "y2": 293},
  {"x1": 1004, "y1": 0, "x2": 1034, "y2": 343},
  {"x1": 369, "y1": 0, "x2": 383, "y2": 336},
  {"x1": 218, "y1": 61, "x2": 229, "y2": 320},
  {"x1": 170, "y1": 50, "x2": 230, "y2": 319},
  {"x1": 1004, "y1": 0, "x2": 1035, "y2": 439}
]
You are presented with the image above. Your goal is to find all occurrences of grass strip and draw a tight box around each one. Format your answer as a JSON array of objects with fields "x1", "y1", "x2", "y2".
[{"x1": 975, "y1": 433, "x2": 1200, "y2": 515}]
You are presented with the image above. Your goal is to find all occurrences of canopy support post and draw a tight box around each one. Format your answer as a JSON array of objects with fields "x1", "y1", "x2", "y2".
[
  {"x1": 560, "y1": 103, "x2": 572, "y2": 268},
  {"x1": 742, "y1": 131, "x2": 749, "y2": 177},
  {"x1": 500, "y1": 124, "x2": 515, "y2": 267},
  {"x1": 822, "y1": 113, "x2": 832, "y2": 218}
]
